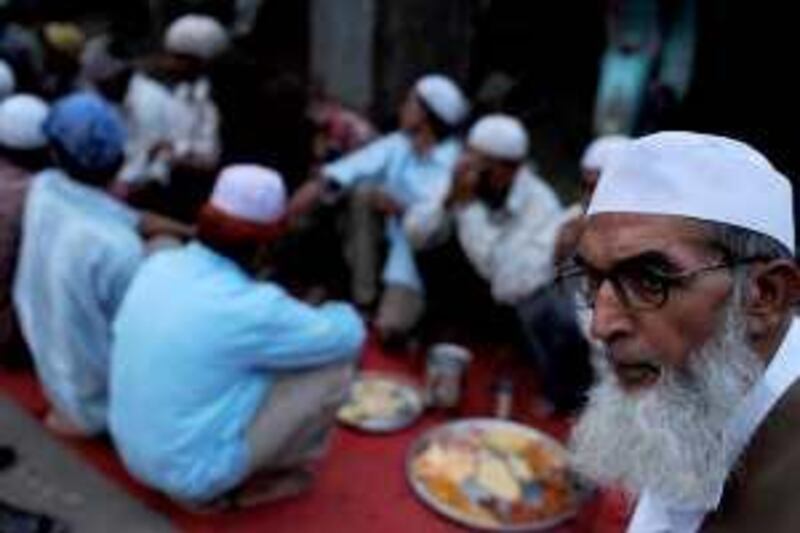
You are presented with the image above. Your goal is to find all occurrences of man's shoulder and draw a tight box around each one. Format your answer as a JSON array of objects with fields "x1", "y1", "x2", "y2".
[
  {"x1": 741, "y1": 376, "x2": 800, "y2": 476},
  {"x1": 704, "y1": 379, "x2": 800, "y2": 533},
  {"x1": 128, "y1": 73, "x2": 172, "y2": 103},
  {"x1": 509, "y1": 167, "x2": 562, "y2": 214}
]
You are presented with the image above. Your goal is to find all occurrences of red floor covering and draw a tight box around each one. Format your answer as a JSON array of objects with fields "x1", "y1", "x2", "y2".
[{"x1": 0, "y1": 336, "x2": 632, "y2": 532}]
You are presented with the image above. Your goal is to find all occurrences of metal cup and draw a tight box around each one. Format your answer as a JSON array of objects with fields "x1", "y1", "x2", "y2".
[{"x1": 425, "y1": 343, "x2": 472, "y2": 410}]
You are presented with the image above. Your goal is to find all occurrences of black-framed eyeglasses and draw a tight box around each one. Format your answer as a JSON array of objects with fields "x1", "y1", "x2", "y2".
[{"x1": 556, "y1": 254, "x2": 763, "y2": 311}]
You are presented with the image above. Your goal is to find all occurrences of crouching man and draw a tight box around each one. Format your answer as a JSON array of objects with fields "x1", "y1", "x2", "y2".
[{"x1": 109, "y1": 164, "x2": 365, "y2": 507}]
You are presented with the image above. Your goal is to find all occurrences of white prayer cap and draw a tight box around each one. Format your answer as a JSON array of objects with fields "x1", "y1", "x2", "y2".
[
  {"x1": 587, "y1": 131, "x2": 795, "y2": 253},
  {"x1": 581, "y1": 135, "x2": 630, "y2": 171},
  {"x1": 210, "y1": 165, "x2": 287, "y2": 224},
  {"x1": 414, "y1": 74, "x2": 469, "y2": 126},
  {"x1": 0, "y1": 60, "x2": 15, "y2": 100},
  {"x1": 164, "y1": 14, "x2": 229, "y2": 61},
  {"x1": 467, "y1": 114, "x2": 528, "y2": 161},
  {"x1": 0, "y1": 94, "x2": 49, "y2": 150}
]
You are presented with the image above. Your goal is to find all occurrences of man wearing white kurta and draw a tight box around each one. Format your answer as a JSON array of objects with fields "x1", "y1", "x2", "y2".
[
  {"x1": 406, "y1": 115, "x2": 561, "y2": 303},
  {"x1": 407, "y1": 115, "x2": 593, "y2": 411},
  {"x1": 119, "y1": 14, "x2": 226, "y2": 187}
]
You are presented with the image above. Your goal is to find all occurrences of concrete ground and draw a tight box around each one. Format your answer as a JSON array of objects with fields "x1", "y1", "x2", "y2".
[{"x1": 0, "y1": 396, "x2": 174, "y2": 533}]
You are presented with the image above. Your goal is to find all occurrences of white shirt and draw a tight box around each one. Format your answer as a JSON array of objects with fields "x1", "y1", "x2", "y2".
[
  {"x1": 628, "y1": 318, "x2": 800, "y2": 533},
  {"x1": 405, "y1": 165, "x2": 563, "y2": 304},
  {"x1": 120, "y1": 74, "x2": 221, "y2": 185}
]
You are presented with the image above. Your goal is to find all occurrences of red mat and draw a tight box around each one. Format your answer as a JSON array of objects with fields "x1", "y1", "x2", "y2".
[{"x1": 1, "y1": 336, "x2": 631, "y2": 532}]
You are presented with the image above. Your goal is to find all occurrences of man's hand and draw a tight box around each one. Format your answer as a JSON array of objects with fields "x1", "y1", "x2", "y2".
[
  {"x1": 287, "y1": 178, "x2": 325, "y2": 221},
  {"x1": 446, "y1": 164, "x2": 480, "y2": 207},
  {"x1": 148, "y1": 140, "x2": 174, "y2": 162}
]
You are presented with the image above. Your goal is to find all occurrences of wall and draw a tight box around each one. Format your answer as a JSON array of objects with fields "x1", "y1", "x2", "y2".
[{"x1": 310, "y1": 0, "x2": 376, "y2": 112}]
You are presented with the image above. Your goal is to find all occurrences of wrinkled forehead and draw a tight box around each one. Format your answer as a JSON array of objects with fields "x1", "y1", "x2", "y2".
[{"x1": 577, "y1": 212, "x2": 720, "y2": 269}]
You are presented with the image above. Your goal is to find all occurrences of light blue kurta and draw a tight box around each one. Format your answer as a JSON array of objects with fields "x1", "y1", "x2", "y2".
[
  {"x1": 324, "y1": 132, "x2": 461, "y2": 292},
  {"x1": 109, "y1": 242, "x2": 365, "y2": 502},
  {"x1": 13, "y1": 169, "x2": 143, "y2": 434}
]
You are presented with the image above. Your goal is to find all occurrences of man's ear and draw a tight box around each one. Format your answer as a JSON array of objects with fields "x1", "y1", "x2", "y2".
[{"x1": 744, "y1": 259, "x2": 800, "y2": 316}]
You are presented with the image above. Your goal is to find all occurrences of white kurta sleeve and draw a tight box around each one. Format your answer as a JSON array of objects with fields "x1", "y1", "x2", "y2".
[
  {"x1": 402, "y1": 172, "x2": 452, "y2": 249},
  {"x1": 454, "y1": 202, "x2": 503, "y2": 281},
  {"x1": 187, "y1": 98, "x2": 221, "y2": 165},
  {"x1": 403, "y1": 202, "x2": 449, "y2": 249},
  {"x1": 490, "y1": 180, "x2": 562, "y2": 304}
]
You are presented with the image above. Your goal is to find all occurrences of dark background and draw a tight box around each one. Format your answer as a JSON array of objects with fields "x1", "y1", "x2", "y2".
[{"x1": 15, "y1": 0, "x2": 799, "y2": 219}]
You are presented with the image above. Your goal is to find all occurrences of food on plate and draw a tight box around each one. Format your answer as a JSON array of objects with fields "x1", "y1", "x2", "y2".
[
  {"x1": 337, "y1": 374, "x2": 422, "y2": 431},
  {"x1": 475, "y1": 450, "x2": 521, "y2": 501},
  {"x1": 410, "y1": 422, "x2": 577, "y2": 529}
]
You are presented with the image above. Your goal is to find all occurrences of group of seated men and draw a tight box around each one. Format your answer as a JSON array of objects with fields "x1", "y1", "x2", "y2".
[
  {"x1": 0, "y1": 66, "x2": 619, "y2": 506},
  {"x1": 0, "y1": 8, "x2": 628, "y2": 512},
  {"x1": 3, "y1": 13, "x2": 800, "y2": 531}
]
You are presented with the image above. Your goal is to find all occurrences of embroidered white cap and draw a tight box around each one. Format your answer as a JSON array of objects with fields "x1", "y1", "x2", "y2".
[
  {"x1": 415, "y1": 74, "x2": 469, "y2": 126},
  {"x1": 467, "y1": 114, "x2": 528, "y2": 161},
  {"x1": 164, "y1": 14, "x2": 229, "y2": 61},
  {"x1": 210, "y1": 165, "x2": 287, "y2": 224},
  {"x1": 581, "y1": 135, "x2": 630, "y2": 171},
  {"x1": 0, "y1": 94, "x2": 49, "y2": 150},
  {"x1": 587, "y1": 131, "x2": 795, "y2": 253}
]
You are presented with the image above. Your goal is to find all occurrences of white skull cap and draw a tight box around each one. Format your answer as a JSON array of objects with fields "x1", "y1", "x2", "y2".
[
  {"x1": 588, "y1": 131, "x2": 795, "y2": 253},
  {"x1": 0, "y1": 94, "x2": 49, "y2": 150},
  {"x1": 210, "y1": 164, "x2": 287, "y2": 224},
  {"x1": 467, "y1": 114, "x2": 528, "y2": 161},
  {"x1": 414, "y1": 74, "x2": 469, "y2": 126},
  {"x1": 164, "y1": 14, "x2": 229, "y2": 61}
]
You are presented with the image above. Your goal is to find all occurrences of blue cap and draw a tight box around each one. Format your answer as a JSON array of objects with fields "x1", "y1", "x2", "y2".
[{"x1": 44, "y1": 91, "x2": 127, "y2": 172}]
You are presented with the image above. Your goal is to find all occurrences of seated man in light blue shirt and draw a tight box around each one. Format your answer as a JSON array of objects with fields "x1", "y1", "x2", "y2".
[
  {"x1": 288, "y1": 74, "x2": 469, "y2": 345},
  {"x1": 109, "y1": 165, "x2": 365, "y2": 507},
  {"x1": 13, "y1": 92, "x2": 143, "y2": 436}
]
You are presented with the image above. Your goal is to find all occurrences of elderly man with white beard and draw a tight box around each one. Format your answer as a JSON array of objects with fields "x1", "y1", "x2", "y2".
[{"x1": 560, "y1": 131, "x2": 800, "y2": 533}]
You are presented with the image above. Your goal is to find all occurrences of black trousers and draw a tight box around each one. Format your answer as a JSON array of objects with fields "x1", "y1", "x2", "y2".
[{"x1": 515, "y1": 287, "x2": 593, "y2": 412}]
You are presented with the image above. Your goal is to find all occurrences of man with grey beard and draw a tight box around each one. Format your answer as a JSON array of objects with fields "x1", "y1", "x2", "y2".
[{"x1": 560, "y1": 132, "x2": 800, "y2": 532}]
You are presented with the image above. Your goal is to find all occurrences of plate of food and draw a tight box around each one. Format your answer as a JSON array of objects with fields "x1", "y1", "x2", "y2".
[
  {"x1": 337, "y1": 371, "x2": 425, "y2": 433},
  {"x1": 407, "y1": 418, "x2": 583, "y2": 531}
]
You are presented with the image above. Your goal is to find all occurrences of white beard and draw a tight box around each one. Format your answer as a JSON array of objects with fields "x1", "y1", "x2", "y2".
[{"x1": 569, "y1": 301, "x2": 764, "y2": 505}]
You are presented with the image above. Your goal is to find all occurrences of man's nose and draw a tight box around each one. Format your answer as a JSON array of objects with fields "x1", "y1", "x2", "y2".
[{"x1": 590, "y1": 280, "x2": 634, "y2": 342}]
